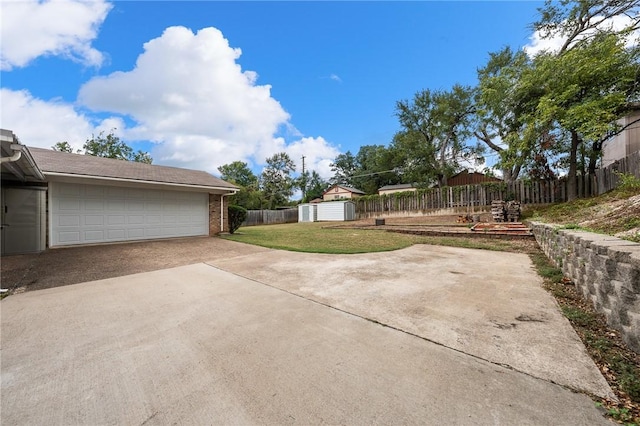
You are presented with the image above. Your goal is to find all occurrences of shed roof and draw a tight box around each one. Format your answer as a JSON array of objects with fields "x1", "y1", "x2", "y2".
[{"x1": 28, "y1": 147, "x2": 237, "y2": 191}]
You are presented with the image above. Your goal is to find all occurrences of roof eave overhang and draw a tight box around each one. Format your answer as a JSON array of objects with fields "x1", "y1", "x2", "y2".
[{"x1": 44, "y1": 172, "x2": 238, "y2": 194}]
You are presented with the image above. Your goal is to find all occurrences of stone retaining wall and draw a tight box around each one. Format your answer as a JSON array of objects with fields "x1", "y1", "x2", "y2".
[{"x1": 530, "y1": 222, "x2": 640, "y2": 352}]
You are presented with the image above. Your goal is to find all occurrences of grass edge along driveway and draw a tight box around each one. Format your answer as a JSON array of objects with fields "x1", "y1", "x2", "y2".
[{"x1": 223, "y1": 221, "x2": 531, "y2": 254}]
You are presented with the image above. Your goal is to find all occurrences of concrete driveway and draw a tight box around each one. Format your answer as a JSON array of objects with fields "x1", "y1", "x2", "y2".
[{"x1": 1, "y1": 239, "x2": 613, "y2": 425}]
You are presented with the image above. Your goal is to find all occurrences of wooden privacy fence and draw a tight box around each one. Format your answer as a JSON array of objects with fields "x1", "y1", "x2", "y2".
[
  {"x1": 242, "y1": 208, "x2": 298, "y2": 226},
  {"x1": 594, "y1": 150, "x2": 640, "y2": 194},
  {"x1": 355, "y1": 150, "x2": 640, "y2": 217},
  {"x1": 354, "y1": 180, "x2": 566, "y2": 217}
]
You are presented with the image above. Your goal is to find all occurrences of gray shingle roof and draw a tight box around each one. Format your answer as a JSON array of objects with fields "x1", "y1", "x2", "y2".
[
  {"x1": 378, "y1": 183, "x2": 415, "y2": 191},
  {"x1": 28, "y1": 147, "x2": 237, "y2": 190},
  {"x1": 323, "y1": 184, "x2": 365, "y2": 195}
]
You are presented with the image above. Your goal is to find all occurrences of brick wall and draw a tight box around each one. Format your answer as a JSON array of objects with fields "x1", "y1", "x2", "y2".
[
  {"x1": 530, "y1": 222, "x2": 640, "y2": 352},
  {"x1": 209, "y1": 194, "x2": 230, "y2": 235}
]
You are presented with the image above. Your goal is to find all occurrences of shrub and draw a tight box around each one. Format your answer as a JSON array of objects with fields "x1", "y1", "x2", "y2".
[
  {"x1": 228, "y1": 205, "x2": 248, "y2": 234},
  {"x1": 615, "y1": 171, "x2": 640, "y2": 191}
]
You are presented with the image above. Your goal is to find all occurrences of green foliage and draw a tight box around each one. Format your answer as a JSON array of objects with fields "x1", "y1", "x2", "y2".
[
  {"x1": 329, "y1": 145, "x2": 402, "y2": 194},
  {"x1": 475, "y1": 46, "x2": 532, "y2": 183},
  {"x1": 392, "y1": 85, "x2": 480, "y2": 187},
  {"x1": 218, "y1": 161, "x2": 258, "y2": 188},
  {"x1": 616, "y1": 172, "x2": 640, "y2": 192},
  {"x1": 228, "y1": 205, "x2": 248, "y2": 234},
  {"x1": 530, "y1": 252, "x2": 565, "y2": 284},
  {"x1": 52, "y1": 141, "x2": 76, "y2": 153},
  {"x1": 260, "y1": 152, "x2": 296, "y2": 209},
  {"x1": 83, "y1": 129, "x2": 152, "y2": 164},
  {"x1": 561, "y1": 306, "x2": 598, "y2": 328},
  {"x1": 298, "y1": 170, "x2": 328, "y2": 202},
  {"x1": 605, "y1": 406, "x2": 634, "y2": 424}
]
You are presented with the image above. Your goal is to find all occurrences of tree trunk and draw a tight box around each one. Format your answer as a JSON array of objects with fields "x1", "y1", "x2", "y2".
[{"x1": 567, "y1": 130, "x2": 580, "y2": 202}]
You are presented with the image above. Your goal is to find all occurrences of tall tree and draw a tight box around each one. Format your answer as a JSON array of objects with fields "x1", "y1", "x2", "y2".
[
  {"x1": 83, "y1": 130, "x2": 153, "y2": 164},
  {"x1": 218, "y1": 161, "x2": 258, "y2": 187},
  {"x1": 533, "y1": 0, "x2": 640, "y2": 55},
  {"x1": 218, "y1": 161, "x2": 262, "y2": 210},
  {"x1": 52, "y1": 141, "x2": 76, "y2": 153},
  {"x1": 474, "y1": 47, "x2": 534, "y2": 183},
  {"x1": 520, "y1": 31, "x2": 640, "y2": 200},
  {"x1": 260, "y1": 152, "x2": 296, "y2": 209},
  {"x1": 298, "y1": 170, "x2": 327, "y2": 202},
  {"x1": 393, "y1": 85, "x2": 478, "y2": 187},
  {"x1": 329, "y1": 146, "x2": 402, "y2": 193},
  {"x1": 329, "y1": 151, "x2": 358, "y2": 187}
]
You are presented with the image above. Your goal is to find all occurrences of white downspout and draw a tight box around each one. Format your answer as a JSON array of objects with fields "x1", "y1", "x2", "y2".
[{"x1": 0, "y1": 144, "x2": 23, "y2": 163}]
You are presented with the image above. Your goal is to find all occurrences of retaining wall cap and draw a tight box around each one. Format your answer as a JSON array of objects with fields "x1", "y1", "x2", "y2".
[{"x1": 626, "y1": 249, "x2": 640, "y2": 269}]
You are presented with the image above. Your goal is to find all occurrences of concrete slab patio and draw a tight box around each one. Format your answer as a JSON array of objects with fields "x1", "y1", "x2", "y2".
[
  {"x1": 1, "y1": 262, "x2": 610, "y2": 425},
  {"x1": 207, "y1": 245, "x2": 615, "y2": 401}
]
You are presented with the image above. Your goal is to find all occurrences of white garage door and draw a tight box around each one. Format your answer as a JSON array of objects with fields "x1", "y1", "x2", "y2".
[{"x1": 50, "y1": 182, "x2": 209, "y2": 247}]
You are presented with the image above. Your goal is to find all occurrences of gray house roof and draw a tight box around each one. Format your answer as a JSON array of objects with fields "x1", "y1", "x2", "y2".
[
  {"x1": 28, "y1": 147, "x2": 237, "y2": 191},
  {"x1": 323, "y1": 184, "x2": 365, "y2": 195},
  {"x1": 378, "y1": 183, "x2": 415, "y2": 191}
]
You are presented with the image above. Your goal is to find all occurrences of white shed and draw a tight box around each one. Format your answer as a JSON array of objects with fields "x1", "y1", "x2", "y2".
[
  {"x1": 298, "y1": 203, "x2": 318, "y2": 222},
  {"x1": 317, "y1": 200, "x2": 356, "y2": 221}
]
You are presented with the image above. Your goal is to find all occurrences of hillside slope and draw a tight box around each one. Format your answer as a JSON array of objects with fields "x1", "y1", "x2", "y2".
[{"x1": 524, "y1": 185, "x2": 640, "y2": 242}]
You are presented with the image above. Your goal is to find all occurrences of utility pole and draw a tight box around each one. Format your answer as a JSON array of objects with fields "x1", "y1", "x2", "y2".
[{"x1": 301, "y1": 155, "x2": 306, "y2": 201}]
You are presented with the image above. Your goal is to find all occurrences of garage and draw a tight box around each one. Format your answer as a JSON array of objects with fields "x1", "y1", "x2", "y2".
[
  {"x1": 50, "y1": 182, "x2": 209, "y2": 246},
  {"x1": 1, "y1": 130, "x2": 237, "y2": 253}
]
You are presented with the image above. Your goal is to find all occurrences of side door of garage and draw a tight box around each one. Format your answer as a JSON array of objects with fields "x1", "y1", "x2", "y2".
[{"x1": 0, "y1": 187, "x2": 46, "y2": 255}]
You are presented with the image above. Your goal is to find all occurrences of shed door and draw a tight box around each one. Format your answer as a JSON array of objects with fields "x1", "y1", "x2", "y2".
[{"x1": 50, "y1": 182, "x2": 208, "y2": 247}]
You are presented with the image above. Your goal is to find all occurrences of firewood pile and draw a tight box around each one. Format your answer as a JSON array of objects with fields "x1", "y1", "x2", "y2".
[
  {"x1": 491, "y1": 200, "x2": 522, "y2": 222},
  {"x1": 456, "y1": 214, "x2": 472, "y2": 223},
  {"x1": 506, "y1": 201, "x2": 521, "y2": 222},
  {"x1": 491, "y1": 200, "x2": 506, "y2": 222}
]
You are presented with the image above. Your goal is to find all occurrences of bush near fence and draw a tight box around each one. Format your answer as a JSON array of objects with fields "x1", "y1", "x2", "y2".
[{"x1": 242, "y1": 208, "x2": 298, "y2": 226}]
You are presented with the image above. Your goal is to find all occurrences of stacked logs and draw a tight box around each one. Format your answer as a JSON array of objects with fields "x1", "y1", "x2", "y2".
[
  {"x1": 491, "y1": 200, "x2": 522, "y2": 222},
  {"x1": 491, "y1": 200, "x2": 506, "y2": 222},
  {"x1": 506, "y1": 201, "x2": 521, "y2": 222}
]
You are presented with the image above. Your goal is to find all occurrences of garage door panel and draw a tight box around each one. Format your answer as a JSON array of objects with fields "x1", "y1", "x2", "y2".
[
  {"x1": 128, "y1": 228, "x2": 144, "y2": 238},
  {"x1": 60, "y1": 199, "x2": 80, "y2": 211},
  {"x1": 85, "y1": 230, "x2": 105, "y2": 242},
  {"x1": 58, "y1": 215, "x2": 80, "y2": 226},
  {"x1": 84, "y1": 215, "x2": 104, "y2": 226},
  {"x1": 85, "y1": 186, "x2": 105, "y2": 197},
  {"x1": 128, "y1": 201, "x2": 145, "y2": 211},
  {"x1": 58, "y1": 231, "x2": 81, "y2": 244},
  {"x1": 108, "y1": 229, "x2": 126, "y2": 239},
  {"x1": 51, "y1": 183, "x2": 209, "y2": 247},
  {"x1": 129, "y1": 215, "x2": 144, "y2": 224},
  {"x1": 108, "y1": 215, "x2": 125, "y2": 225}
]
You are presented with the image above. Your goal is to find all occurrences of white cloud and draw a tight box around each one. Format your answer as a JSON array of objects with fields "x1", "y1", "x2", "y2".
[
  {"x1": 330, "y1": 73, "x2": 343, "y2": 83},
  {"x1": 0, "y1": 88, "x2": 118, "y2": 151},
  {"x1": 77, "y1": 26, "x2": 341, "y2": 175},
  {"x1": 284, "y1": 136, "x2": 341, "y2": 179},
  {"x1": 1, "y1": 0, "x2": 111, "y2": 70},
  {"x1": 524, "y1": 14, "x2": 640, "y2": 57}
]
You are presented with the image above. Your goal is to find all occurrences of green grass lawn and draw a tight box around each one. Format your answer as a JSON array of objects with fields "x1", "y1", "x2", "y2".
[{"x1": 223, "y1": 222, "x2": 532, "y2": 254}]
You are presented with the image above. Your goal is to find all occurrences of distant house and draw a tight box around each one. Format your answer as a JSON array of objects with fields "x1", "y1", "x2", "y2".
[
  {"x1": 322, "y1": 184, "x2": 365, "y2": 201},
  {"x1": 378, "y1": 183, "x2": 417, "y2": 196},
  {"x1": 447, "y1": 170, "x2": 501, "y2": 187},
  {"x1": 602, "y1": 109, "x2": 640, "y2": 167}
]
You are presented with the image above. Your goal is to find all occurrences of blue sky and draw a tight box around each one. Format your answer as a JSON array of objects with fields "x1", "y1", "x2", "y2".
[{"x1": 1, "y1": 1, "x2": 549, "y2": 179}]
